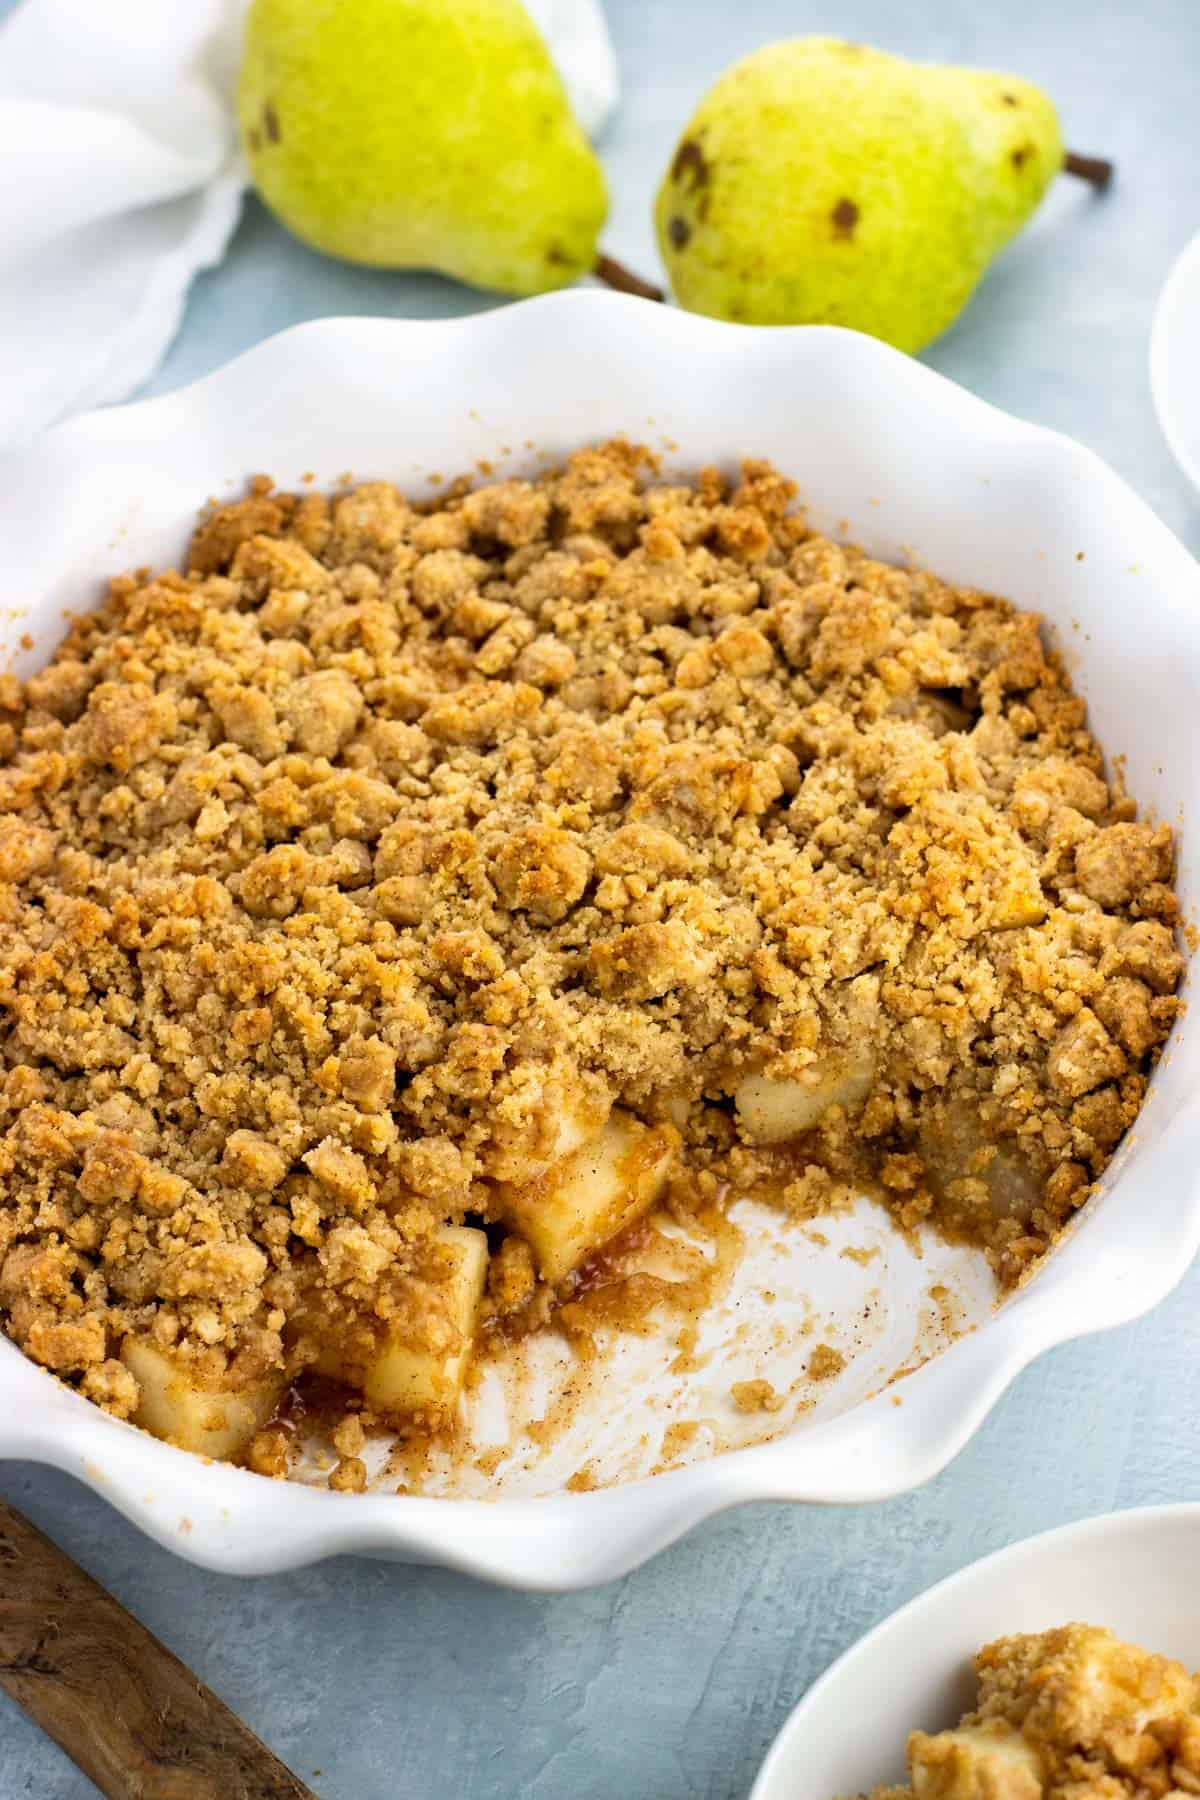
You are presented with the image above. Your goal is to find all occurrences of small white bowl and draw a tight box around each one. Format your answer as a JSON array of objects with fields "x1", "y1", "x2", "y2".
[
  {"x1": 0, "y1": 295, "x2": 1198, "y2": 1588},
  {"x1": 1151, "y1": 228, "x2": 1200, "y2": 495},
  {"x1": 753, "y1": 1504, "x2": 1200, "y2": 1798}
]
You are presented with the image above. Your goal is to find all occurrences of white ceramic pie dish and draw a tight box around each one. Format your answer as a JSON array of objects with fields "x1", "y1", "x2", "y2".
[
  {"x1": 753, "y1": 1503, "x2": 1200, "y2": 1797},
  {"x1": 0, "y1": 293, "x2": 1197, "y2": 1587}
]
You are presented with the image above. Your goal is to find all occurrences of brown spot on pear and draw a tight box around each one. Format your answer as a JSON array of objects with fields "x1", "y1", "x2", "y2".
[
  {"x1": 831, "y1": 197, "x2": 859, "y2": 238},
  {"x1": 671, "y1": 139, "x2": 711, "y2": 190},
  {"x1": 653, "y1": 37, "x2": 1066, "y2": 349}
]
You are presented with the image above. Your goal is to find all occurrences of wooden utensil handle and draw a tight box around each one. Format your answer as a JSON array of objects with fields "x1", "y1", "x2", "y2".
[{"x1": 0, "y1": 1501, "x2": 316, "y2": 1799}]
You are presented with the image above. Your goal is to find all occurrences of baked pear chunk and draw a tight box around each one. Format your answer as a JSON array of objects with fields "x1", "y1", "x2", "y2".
[
  {"x1": 121, "y1": 1336, "x2": 286, "y2": 1462},
  {"x1": 302, "y1": 1223, "x2": 489, "y2": 1421},
  {"x1": 497, "y1": 1110, "x2": 678, "y2": 1284}
]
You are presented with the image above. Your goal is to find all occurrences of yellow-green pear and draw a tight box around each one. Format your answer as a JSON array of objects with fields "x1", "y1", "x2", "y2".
[
  {"x1": 239, "y1": 0, "x2": 608, "y2": 295},
  {"x1": 655, "y1": 38, "x2": 1108, "y2": 350}
]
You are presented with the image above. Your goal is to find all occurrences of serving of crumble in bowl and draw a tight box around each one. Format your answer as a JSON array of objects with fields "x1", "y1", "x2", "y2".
[
  {"x1": 753, "y1": 1504, "x2": 1200, "y2": 1797},
  {"x1": 0, "y1": 294, "x2": 1195, "y2": 1587}
]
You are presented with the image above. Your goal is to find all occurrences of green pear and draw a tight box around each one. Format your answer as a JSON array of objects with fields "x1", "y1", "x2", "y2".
[
  {"x1": 239, "y1": 0, "x2": 608, "y2": 295},
  {"x1": 655, "y1": 38, "x2": 1096, "y2": 350}
]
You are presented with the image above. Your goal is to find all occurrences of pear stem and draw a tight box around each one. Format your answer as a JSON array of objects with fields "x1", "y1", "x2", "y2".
[
  {"x1": 594, "y1": 253, "x2": 665, "y2": 302},
  {"x1": 1064, "y1": 151, "x2": 1114, "y2": 192}
]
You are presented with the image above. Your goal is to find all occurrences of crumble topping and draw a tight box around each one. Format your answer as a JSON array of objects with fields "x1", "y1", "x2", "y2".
[
  {"x1": 0, "y1": 442, "x2": 1182, "y2": 1441},
  {"x1": 851, "y1": 1623, "x2": 1200, "y2": 1798}
]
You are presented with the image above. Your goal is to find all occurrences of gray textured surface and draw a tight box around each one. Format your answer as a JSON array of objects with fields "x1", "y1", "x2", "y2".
[{"x1": 3, "y1": 1, "x2": 1200, "y2": 1795}]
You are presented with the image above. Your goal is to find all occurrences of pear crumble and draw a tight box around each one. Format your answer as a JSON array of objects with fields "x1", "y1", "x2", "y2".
[
  {"x1": 848, "y1": 1623, "x2": 1200, "y2": 1799},
  {"x1": 0, "y1": 441, "x2": 1182, "y2": 1470}
]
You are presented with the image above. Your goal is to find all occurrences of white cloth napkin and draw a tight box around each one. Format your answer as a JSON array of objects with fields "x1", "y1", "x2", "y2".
[
  {"x1": 523, "y1": 0, "x2": 618, "y2": 138},
  {"x1": 0, "y1": 0, "x2": 619, "y2": 453}
]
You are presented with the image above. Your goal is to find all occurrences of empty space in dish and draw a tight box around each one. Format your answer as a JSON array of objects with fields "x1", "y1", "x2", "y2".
[{"x1": 282, "y1": 1198, "x2": 995, "y2": 1499}]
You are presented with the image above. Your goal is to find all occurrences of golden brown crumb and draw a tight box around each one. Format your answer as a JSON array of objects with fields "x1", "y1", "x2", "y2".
[
  {"x1": 0, "y1": 443, "x2": 1182, "y2": 1443},
  {"x1": 331, "y1": 1412, "x2": 366, "y2": 1458},
  {"x1": 730, "y1": 1377, "x2": 784, "y2": 1412},
  {"x1": 807, "y1": 1344, "x2": 847, "y2": 1381},
  {"x1": 486, "y1": 1234, "x2": 537, "y2": 1314},
  {"x1": 328, "y1": 1454, "x2": 368, "y2": 1493},
  {"x1": 246, "y1": 1426, "x2": 291, "y2": 1479},
  {"x1": 851, "y1": 1623, "x2": 1200, "y2": 1799}
]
